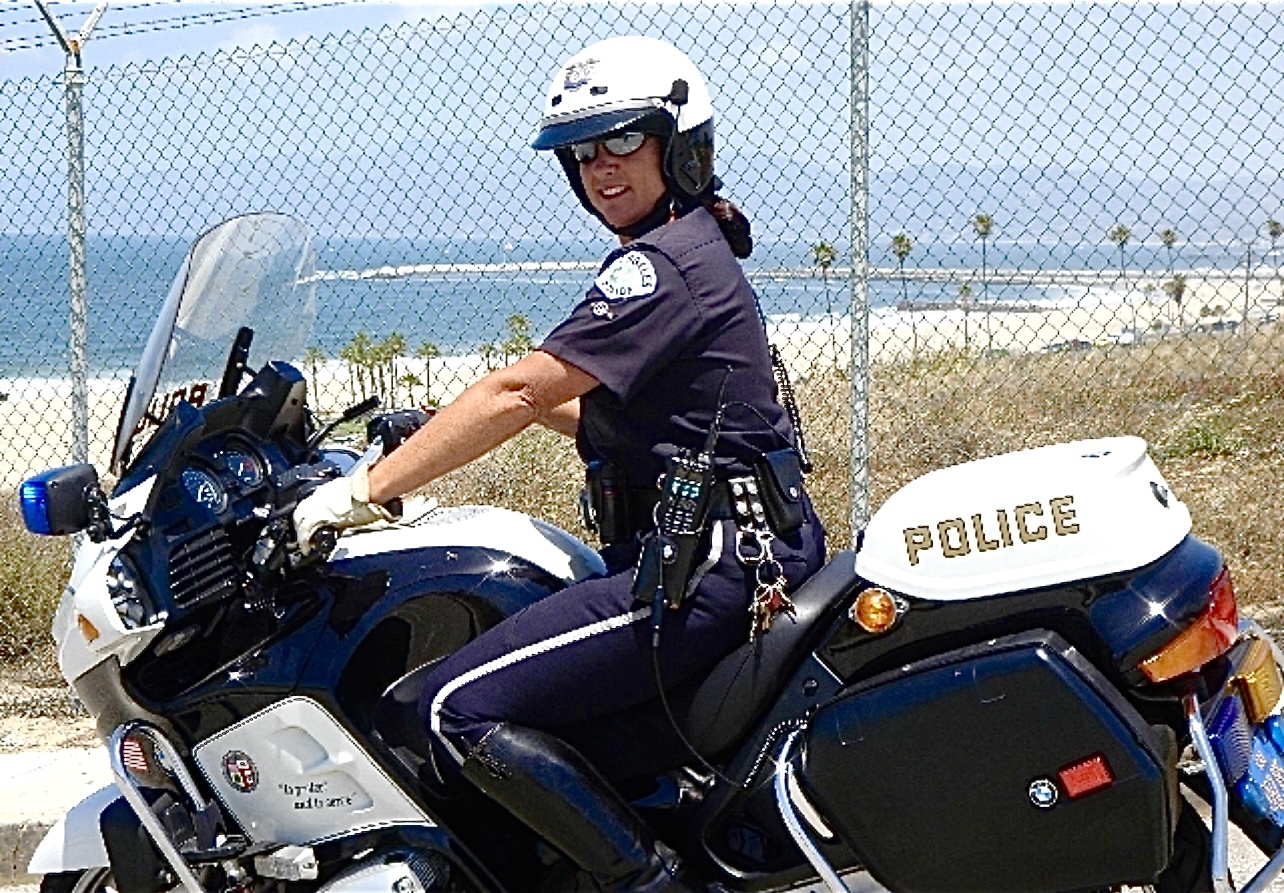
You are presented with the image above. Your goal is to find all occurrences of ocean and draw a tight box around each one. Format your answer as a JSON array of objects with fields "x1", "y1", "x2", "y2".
[{"x1": 0, "y1": 232, "x2": 1263, "y2": 381}]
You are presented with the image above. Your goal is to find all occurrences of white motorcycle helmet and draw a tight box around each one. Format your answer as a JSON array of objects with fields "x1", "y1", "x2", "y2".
[{"x1": 532, "y1": 36, "x2": 717, "y2": 232}]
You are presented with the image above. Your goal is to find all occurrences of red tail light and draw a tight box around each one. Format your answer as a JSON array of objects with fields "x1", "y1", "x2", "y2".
[{"x1": 1139, "y1": 567, "x2": 1238, "y2": 683}]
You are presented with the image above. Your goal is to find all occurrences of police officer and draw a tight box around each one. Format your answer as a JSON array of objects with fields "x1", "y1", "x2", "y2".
[{"x1": 295, "y1": 35, "x2": 826, "y2": 892}]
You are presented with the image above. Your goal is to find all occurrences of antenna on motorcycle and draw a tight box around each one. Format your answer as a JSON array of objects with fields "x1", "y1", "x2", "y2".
[
  {"x1": 218, "y1": 327, "x2": 254, "y2": 398},
  {"x1": 305, "y1": 395, "x2": 381, "y2": 454}
]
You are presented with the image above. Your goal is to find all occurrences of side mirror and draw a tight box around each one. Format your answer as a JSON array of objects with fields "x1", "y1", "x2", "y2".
[{"x1": 20, "y1": 464, "x2": 102, "y2": 536}]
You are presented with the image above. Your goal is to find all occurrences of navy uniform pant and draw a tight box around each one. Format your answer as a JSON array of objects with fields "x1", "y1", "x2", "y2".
[{"x1": 418, "y1": 509, "x2": 825, "y2": 783}]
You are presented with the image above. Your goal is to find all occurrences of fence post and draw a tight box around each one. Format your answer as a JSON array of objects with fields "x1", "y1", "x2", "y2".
[
  {"x1": 848, "y1": 0, "x2": 871, "y2": 545},
  {"x1": 36, "y1": 1, "x2": 108, "y2": 466}
]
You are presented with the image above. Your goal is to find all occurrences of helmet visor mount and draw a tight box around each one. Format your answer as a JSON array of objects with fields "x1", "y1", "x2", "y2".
[{"x1": 531, "y1": 101, "x2": 670, "y2": 151}]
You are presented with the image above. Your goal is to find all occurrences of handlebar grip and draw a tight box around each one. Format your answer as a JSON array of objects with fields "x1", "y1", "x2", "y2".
[{"x1": 310, "y1": 525, "x2": 338, "y2": 557}]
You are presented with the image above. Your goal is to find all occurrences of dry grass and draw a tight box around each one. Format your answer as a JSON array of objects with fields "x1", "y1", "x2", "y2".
[{"x1": 7, "y1": 328, "x2": 1284, "y2": 681}]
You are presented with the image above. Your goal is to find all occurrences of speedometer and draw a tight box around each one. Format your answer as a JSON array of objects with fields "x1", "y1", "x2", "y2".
[
  {"x1": 181, "y1": 467, "x2": 226, "y2": 512},
  {"x1": 217, "y1": 448, "x2": 263, "y2": 487}
]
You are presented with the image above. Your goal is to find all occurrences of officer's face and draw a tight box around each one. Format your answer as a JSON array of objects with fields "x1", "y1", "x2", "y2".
[{"x1": 578, "y1": 136, "x2": 669, "y2": 236}]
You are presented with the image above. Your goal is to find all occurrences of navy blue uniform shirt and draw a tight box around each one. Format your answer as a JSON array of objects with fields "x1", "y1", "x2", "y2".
[{"x1": 540, "y1": 207, "x2": 794, "y2": 487}]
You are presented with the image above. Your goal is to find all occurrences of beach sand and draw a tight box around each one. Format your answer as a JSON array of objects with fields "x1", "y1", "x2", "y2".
[{"x1": 1, "y1": 273, "x2": 1278, "y2": 490}]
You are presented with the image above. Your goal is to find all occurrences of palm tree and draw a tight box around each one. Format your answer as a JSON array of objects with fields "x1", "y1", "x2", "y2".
[
  {"x1": 303, "y1": 345, "x2": 327, "y2": 413},
  {"x1": 1266, "y1": 219, "x2": 1283, "y2": 305},
  {"x1": 973, "y1": 214, "x2": 994, "y2": 349},
  {"x1": 1159, "y1": 228, "x2": 1178, "y2": 275},
  {"x1": 891, "y1": 232, "x2": 915, "y2": 356},
  {"x1": 1108, "y1": 224, "x2": 1134, "y2": 333},
  {"x1": 1163, "y1": 274, "x2": 1187, "y2": 330},
  {"x1": 417, "y1": 341, "x2": 440, "y2": 407},
  {"x1": 340, "y1": 331, "x2": 375, "y2": 401},
  {"x1": 500, "y1": 314, "x2": 534, "y2": 364},
  {"x1": 811, "y1": 241, "x2": 838, "y2": 280},
  {"x1": 810, "y1": 240, "x2": 839, "y2": 364},
  {"x1": 377, "y1": 332, "x2": 407, "y2": 403}
]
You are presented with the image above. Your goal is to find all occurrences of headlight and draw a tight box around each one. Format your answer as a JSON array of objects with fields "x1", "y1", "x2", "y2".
[{"x1": 107, "y1": 553, "x2": 155, "y2": 629}]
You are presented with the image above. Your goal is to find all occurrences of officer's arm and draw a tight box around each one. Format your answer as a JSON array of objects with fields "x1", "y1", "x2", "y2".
[
  {"x1": 539, "y1": 398, "x2": 581, "y2": 436},
  {"x1": 367, "y1": 350, "x2": 597, "y2": 504}
]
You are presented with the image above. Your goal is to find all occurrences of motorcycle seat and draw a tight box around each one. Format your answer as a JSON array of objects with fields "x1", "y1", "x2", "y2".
[{"x1": 672, "y1": 550, "x2": 859, "y2": 757}]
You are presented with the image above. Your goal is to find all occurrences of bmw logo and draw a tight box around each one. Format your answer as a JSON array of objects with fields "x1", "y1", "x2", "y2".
[{"x1": 1029, "y1": 778, "x2": 1059, "y2": 809}]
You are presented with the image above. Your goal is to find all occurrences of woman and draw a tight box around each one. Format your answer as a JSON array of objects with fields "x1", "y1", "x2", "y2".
[{"x1": 294, "y1": 35, "x2": 826, "y2": 893}]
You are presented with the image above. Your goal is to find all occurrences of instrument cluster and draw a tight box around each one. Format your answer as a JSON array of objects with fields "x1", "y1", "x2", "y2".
[{"x1": 178, "y1": 437, "x2": 271, "y2": 515}]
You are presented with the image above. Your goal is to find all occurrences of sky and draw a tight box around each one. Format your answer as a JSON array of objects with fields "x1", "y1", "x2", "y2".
[{"x1": 1, "y1": 1, "x2": 481, "y2": 81}]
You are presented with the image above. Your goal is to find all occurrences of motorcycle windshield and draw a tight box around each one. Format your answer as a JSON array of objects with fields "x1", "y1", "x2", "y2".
[{"x1": 112, "y1": 213, "x2": 317, "y2": 474}]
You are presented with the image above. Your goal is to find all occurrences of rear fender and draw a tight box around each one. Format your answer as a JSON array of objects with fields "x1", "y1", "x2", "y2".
[{"x1": 27, "y1": 785, "x2": 116, "y2": 874}]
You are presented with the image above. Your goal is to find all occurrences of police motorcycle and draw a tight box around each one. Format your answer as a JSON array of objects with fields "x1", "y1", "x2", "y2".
[{"x1": 19, "y1": 212, "x2": 1284, "y2": 893}]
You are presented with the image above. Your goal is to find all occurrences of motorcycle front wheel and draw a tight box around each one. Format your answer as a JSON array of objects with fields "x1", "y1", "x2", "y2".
[
  {"x1": 38, "y1": 869, "x2": 117, "y2": 893},
  {"x1": 39, "y1": 869, "x2": 184, "y2": 893}
]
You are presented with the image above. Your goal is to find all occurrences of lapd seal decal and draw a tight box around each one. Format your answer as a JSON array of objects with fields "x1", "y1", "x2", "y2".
[
  {"x1": 223, "y1": 750, "x2": 259, "y2": 793},
  {"x1": 595, "y1": 252, "x2": 657, "y2": 301}
]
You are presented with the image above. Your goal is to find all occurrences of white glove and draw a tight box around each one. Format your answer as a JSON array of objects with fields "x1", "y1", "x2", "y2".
[{"x1": 293, "y1": 464, "x2": 395, "y2": 554}]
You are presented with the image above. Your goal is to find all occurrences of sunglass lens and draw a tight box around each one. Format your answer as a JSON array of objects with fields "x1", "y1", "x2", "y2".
[
  {"x1": 604, "y1": 132, "x2": 645, "y2": 156},
  {"x1": 571, "y1": 132, "x2": 645, "y2": 164}
]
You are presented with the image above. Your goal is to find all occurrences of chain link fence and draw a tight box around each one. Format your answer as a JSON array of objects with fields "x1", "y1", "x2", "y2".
[{"x1": 3, "y1": 2, "x2": 1284, "y2": 661}]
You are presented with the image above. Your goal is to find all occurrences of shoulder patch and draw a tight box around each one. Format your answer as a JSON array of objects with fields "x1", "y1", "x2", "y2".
[{"x1": 595, "y1": 252, "x2": 657, "y2": 301}]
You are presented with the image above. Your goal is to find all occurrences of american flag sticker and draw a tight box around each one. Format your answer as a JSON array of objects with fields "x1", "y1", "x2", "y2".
[
  {"x1": 222, "y1": 750, "x2": 259, "y2": 793},
  {"x1": 121, "y1": 736, "x2": 151, "y2": 776}
]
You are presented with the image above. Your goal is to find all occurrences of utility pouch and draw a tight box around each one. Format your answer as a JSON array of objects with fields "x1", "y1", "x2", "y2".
[
  {"x1": 632, "y1": 528, "x2": 707, "y2": 609},
  {"x1": 753, "y1": 448, "x2": 806, "y2": 535},
  {"x1": 585, "y1": 460, "x2": 631, "y2": 545}
]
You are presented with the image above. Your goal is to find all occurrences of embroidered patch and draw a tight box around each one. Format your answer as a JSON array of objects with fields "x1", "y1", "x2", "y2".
[
  {"x1": 595, "y1": 252, "x2": 657, "y2": 301},
  {"x1": 590, "y1": 300, "x2": 614, "y2": 319}
]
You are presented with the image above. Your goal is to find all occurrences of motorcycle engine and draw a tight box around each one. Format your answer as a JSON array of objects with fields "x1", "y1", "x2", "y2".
[{"x1": 317, "y1": 849, "x2": 450, "y2": 892}]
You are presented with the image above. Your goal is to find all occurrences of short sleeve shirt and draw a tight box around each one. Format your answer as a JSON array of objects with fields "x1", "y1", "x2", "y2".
[{"x1": 539, "y1": 207, "x2": 794, "y2": 488}]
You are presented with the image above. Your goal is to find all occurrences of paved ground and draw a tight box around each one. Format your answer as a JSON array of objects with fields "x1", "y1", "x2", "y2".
[
  {"x1": 0, "y1": 748, "x2": 109, "y2": 889},
  {"x1": 2, "y1": 748, "x2": 1284, "y2": 892}
]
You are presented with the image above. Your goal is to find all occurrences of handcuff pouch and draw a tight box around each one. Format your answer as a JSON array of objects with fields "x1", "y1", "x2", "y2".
[
  {"x1": 753, "y1": 449, "x2": 805, "y2": 535},
  {"x1": 584, "y1": 460, "x2": 631, "y2": 545}
]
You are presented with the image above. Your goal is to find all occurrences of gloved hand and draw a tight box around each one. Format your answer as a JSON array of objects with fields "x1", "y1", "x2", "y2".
[{"x1": 293, "y1": 464, "x2": 395, "y2": 554}]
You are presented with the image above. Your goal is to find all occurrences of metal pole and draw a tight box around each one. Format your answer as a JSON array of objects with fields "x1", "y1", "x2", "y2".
[
  {"x1": 848, "y1": 0, "x2": 871, "y2": 544},
  {"x1": 35, "y1": 1, "x2": 107, "y2": 466},
  {"x1": 65, "y1": 52, "x2": 89, "y2": 465}
]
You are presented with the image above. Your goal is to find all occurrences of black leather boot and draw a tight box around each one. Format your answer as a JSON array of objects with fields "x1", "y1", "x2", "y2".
[{"x1": 461, "y1": 723, "x2": 694, "y2": 892}]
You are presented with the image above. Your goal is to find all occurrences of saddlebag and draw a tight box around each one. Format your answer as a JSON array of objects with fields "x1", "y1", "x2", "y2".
[{"x1": 800, "y1": 630, "x2": 1177, "y2": 893}]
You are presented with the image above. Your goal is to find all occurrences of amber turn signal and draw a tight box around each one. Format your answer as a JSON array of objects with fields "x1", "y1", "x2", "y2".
[
  {"x1": 850, "y1": 588, "x2": 899, "y2": 634},
  {"x1": 1233, "y1": 637, "x2": 1284, "y2": 724},
  {"x1": 1139, "y1": 567, "x2": 1238, "y2": 683},
  {"x1": 76, "y1": 612, "x2": 100, "y2": 643}
]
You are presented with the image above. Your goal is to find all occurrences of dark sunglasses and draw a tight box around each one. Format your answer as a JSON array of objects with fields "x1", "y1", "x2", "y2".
[{"x1": 570, "y1": 131, "x2": 647, "y2": 164}]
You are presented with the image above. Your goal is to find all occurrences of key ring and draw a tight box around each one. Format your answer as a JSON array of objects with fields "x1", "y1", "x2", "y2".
[
  {"x1": 756, "y1": 556, "x2": 785, "y2": 589},
  {"x1": 736, "y1": 526, "x2": 775, "y2": 566}
]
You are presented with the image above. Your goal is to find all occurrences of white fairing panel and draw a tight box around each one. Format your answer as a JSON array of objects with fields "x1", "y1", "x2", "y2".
[
  {"x1": 855, "y1": 437, "x2": 1192, "y2": 601},
  {"x1": 27, "y1": 786, "x2": 117, "y2": 874},
  {"x1": 56, "y1": 475, "x2": 163, "y2": 680},
  {"x1": 331, "y1": 504, "x2": 607, "y2": 583},
  {"x1": 192, "y1": 697, "x2": 431, "y2": 845}
]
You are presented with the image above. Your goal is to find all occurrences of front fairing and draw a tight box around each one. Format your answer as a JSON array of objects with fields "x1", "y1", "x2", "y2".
[{"x1": 54, "y1": 475, "x2": 164, "y2": 682}]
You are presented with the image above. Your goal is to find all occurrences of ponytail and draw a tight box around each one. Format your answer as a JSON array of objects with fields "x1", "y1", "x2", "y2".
[{"x1": 709, "y1": 195, "x2": 753, "y2": 259}]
